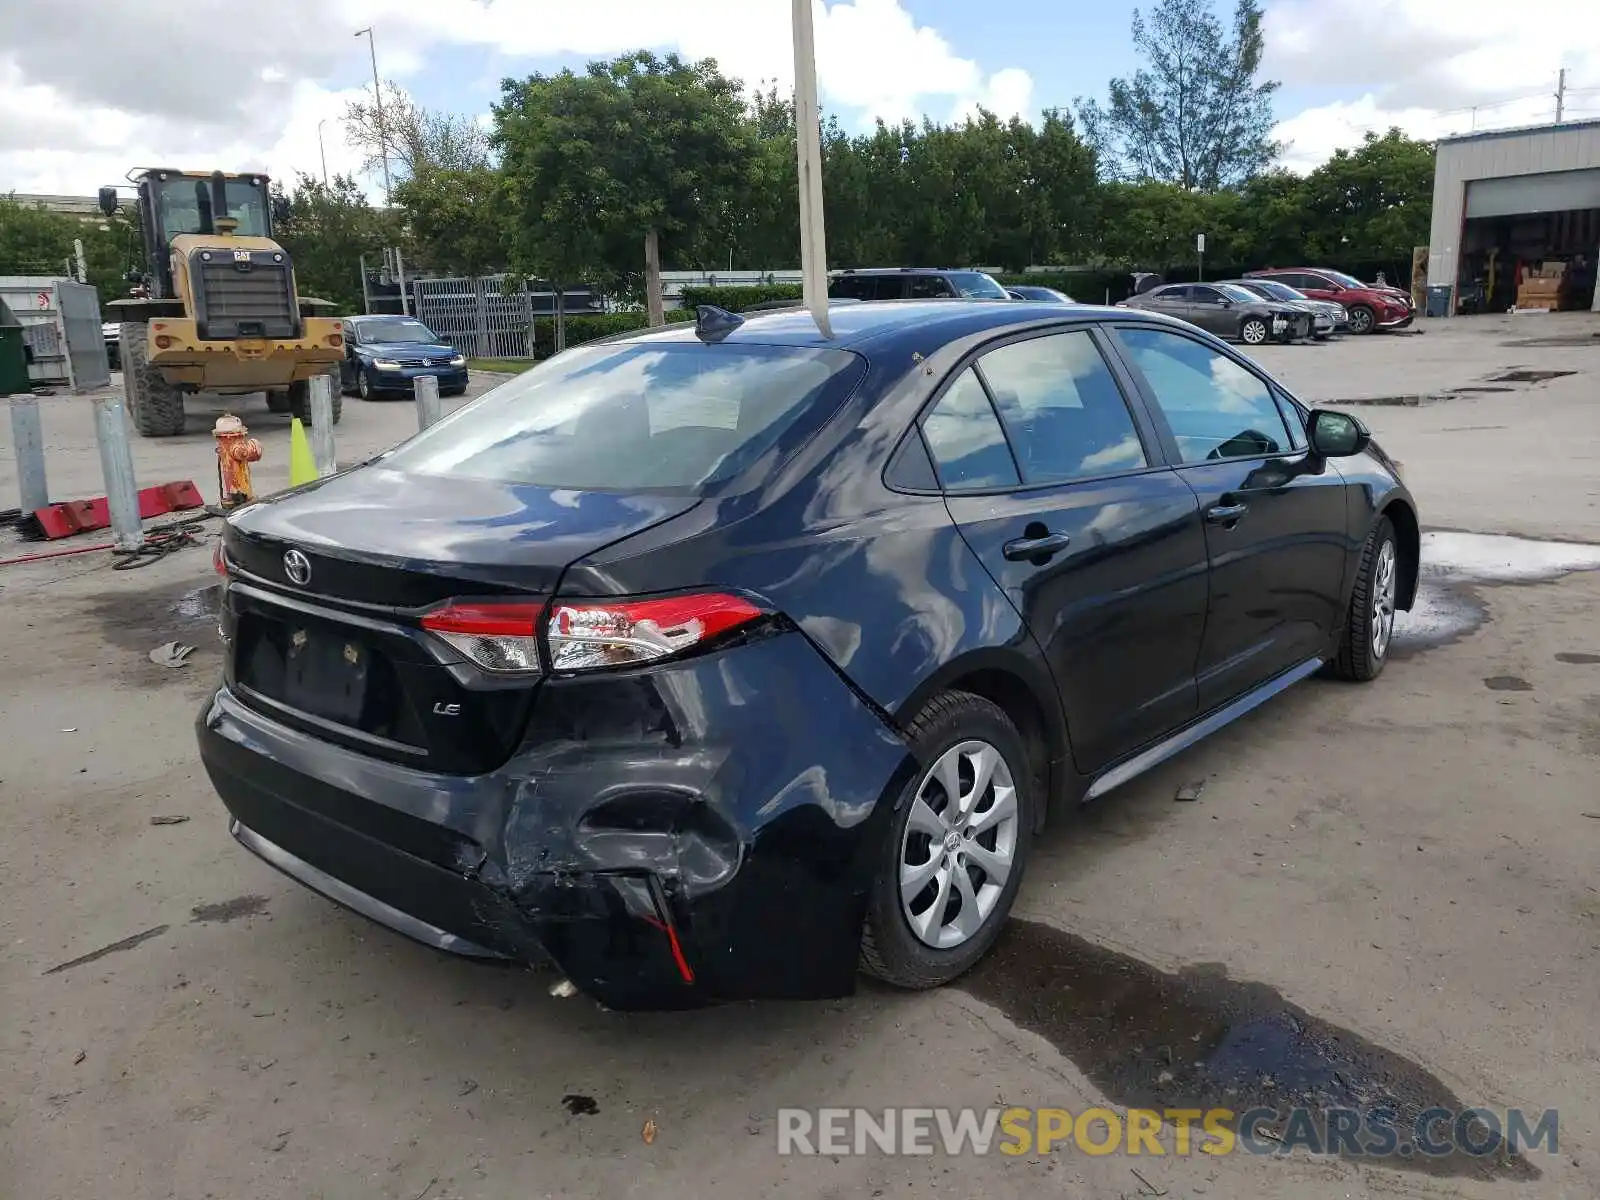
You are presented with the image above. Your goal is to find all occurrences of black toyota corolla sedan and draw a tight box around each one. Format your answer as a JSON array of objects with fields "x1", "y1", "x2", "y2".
[{"x1": 199, "y1": 300, "x2": 1418, "y2": 1009}]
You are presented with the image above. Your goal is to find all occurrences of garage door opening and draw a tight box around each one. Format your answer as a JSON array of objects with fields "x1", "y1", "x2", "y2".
[{"x1": 1454, "y1": 168, "x2": 1600, "y2": 314}]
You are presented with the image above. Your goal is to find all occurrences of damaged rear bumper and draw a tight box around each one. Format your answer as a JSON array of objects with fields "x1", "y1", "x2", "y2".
[{"x1": 197, "y1": 630, "x2": 914, "y2": 1010}]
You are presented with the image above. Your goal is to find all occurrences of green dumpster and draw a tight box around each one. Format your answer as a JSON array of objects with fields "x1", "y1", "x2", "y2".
[{"x1": 0, "y1": 296, "x2": 31, "y2": 397}]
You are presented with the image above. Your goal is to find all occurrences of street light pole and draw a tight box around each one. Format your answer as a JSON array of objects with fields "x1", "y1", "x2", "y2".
[
  {"x1": 354, "y1": 26, "x2": 393, "y2": 204},
  {"x1": 317, "y1": 119, "x2": 329, "y2": 184}
]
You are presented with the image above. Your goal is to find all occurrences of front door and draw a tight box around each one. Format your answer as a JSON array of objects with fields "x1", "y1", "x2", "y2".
[
  {"x1": 920, "y1": 327, "x2": 1211, "y2": 774},
  {"x1": 1108, "y1": 325, "x2": 1351, "y2": 711},
  {"x1": 1185, "y1": 286, "x2": 1235, "y2": 337}
]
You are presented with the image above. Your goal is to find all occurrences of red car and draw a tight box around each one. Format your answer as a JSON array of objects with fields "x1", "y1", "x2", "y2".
[{"x1": 1244, "y1": 268, "x2": 1413, "y2": 335}]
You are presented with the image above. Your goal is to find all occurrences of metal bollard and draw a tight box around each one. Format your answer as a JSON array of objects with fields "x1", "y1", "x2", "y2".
[
  {"x1": 8, "y1": 395, "x2": 49, "y2": 515},
  {"x1": 92, "y1": 395, "x2": 144, "y2": 552},
  {"x1": 308, "y1": 373, "x2": 337, "y2": 476},
  {"x1": 414, "y1": 373, "x2": 441, "y2": 431}
]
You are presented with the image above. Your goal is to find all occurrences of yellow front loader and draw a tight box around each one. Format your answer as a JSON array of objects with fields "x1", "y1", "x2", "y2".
[{"x1": 99, "y1": 169, "x2": 344, "y2": 437}]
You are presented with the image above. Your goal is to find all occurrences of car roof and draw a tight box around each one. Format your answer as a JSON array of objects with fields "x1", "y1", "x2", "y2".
[
  {"x1": 831, "y1": 267, "x2": 984, "y2": 276},
  {"x1": 612, "y1": 300, "x2": 1176, "y2": 352}
]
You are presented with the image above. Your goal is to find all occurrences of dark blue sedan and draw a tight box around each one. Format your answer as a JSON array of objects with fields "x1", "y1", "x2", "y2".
[
  {"x1": 339, "y1": 315, "x2": 468, "y2": 400},
  {"x1": 201, "y1": 300, "x2": 1419, "y2": 1009}
]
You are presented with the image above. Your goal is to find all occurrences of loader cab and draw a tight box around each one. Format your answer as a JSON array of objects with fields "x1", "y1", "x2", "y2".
[{"x1": 131, "y1": 170, "x2": 273, "y2": 299}]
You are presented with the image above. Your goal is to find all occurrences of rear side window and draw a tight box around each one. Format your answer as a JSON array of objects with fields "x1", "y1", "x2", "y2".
[
  {"x1": 829, "y1": 275, "x2": 875, "y2": 301},
  {"x1": 908, "y1": 275, "x2": 954, "y2": 298},
  {"x1": 383, "y1": 342, "x2": 865, "y2": 492},
  {"x1": 1116, "y1": 327, "x2": 1292, "y2": 463},
  {"x1": 978, "y1": 331, "x2": 1147, "y2": 483},
  {"x1": 922, "y1": 368, "x2": 1019, "y2": 489},
  {"x1": 872, "y1": 276, "x2": 907, "y2": 300}
]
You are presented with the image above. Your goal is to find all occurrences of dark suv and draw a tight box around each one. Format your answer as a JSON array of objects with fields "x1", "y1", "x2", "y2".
[{"x1": 830, "y1": 268, "x2": 1011, "y2": 301}]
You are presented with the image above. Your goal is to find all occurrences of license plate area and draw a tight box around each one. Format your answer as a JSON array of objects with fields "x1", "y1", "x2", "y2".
[{"x1": 238, "y1": 612, "x2": 397, "y2": 733}]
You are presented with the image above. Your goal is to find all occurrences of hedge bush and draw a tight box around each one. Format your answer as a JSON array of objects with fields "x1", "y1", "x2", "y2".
[
  {"x1": 530, "y1": 309, "x2": 695, "y2": 358},
  {"x1": 677, "y1": 283, "x2": 803, "y2": 310}
]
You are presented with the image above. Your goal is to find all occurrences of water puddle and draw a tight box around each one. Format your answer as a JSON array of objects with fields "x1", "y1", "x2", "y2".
[
  {"x1": 1487, "y1": 369, "x2": 1576, "y2": 384},
  {"x1": 1391, "y1": 532, "x2": 1600, "y2": 653},
  {"x1": 960, "y1": 919, "x2": 1538, "y2": 1180}
]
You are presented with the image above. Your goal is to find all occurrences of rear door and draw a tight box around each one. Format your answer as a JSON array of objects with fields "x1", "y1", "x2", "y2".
[
  {"x1": 923, "y1": 326, "x2": 1210, "y2": 773},
  {"x1": 1141, "y1": 284, "x2": 1194, "y2": 321},
  {"x1": 1107, "y1": 324, "x2": 1350, "y2": 710}
]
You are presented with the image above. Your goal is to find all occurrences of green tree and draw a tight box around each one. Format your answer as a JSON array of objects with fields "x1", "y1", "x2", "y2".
[
  {"x1": 1078, "y1": 0, "x2": 1280, "y2": 191},
  {"x1": 0, "y1": 195, "x2": 138, "y2": 304},
  {"x1": 494, "y1": 51, "x2": 755, "y2": 321},
  {"x1": 1299, "y1": 129, "x2": 1435, "y2": 263},
  {"x1": 393, "y1": 165, "x2": 509, "y2": 276},
  {"x1": 270, "y1": 174, "x2": 399, "y2": 314}
]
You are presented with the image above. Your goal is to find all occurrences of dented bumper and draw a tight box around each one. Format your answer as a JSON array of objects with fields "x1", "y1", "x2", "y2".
[{"x1": 196, "y1": 632, "x2": 914, "y2": 1010}]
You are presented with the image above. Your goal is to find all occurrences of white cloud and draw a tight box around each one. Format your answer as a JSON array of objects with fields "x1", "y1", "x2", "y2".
[
  {"x1": 1266, "y1": 0, "x2": 1600, "y2": 171},
  {"x1": 1, "y1": 0, "x2": 1032, "y2": 194}
]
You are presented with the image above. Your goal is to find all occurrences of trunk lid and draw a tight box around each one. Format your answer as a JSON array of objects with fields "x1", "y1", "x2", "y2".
[{"x1": 221, "y1": 467, "x2": 699, "y2": 773}]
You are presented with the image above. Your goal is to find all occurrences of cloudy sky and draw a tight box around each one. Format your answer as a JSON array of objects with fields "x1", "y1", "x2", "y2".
[{"x1": 2, "y1": 0, "x2": 1598, "y2": 197}]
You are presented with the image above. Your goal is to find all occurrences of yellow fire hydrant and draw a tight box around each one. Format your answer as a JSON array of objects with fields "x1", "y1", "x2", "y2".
[{"x1": 213, "y1": 414, "x2": 262, "y2": 509}]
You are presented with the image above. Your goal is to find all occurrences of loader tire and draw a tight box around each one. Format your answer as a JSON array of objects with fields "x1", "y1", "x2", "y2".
[
  {"x1": 287, "y1": 365, "x2": 344, "y2": 426},
  {"x1": 121, "y1": 322, "x2": 186, "y2": 437}
]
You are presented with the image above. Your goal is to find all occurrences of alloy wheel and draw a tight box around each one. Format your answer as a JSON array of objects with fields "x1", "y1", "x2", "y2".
[
  {"x1": 1349, "y1": 307, "x2": 1374, "y2": 334},
  {"x1": 358, "y1": 370, "x2": 371, "y2": 400},
  {"x1": 1241, "y1": 319, "x2": 1267, "y2": 345},
  {"x1": 1371, "y1": 539, "x2": 1397, "y2": 658},
  {"x1": 899, "y1": 739, "x2": 1019, "y2": 950}
]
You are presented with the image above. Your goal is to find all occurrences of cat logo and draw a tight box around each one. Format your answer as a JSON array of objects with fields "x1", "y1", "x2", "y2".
[
  {"x1": 233, "y1": 250, "x2": 251, "y2": 262},
  {"x1": 433, "y1": 702, "x2": 462, "y2": 716}
]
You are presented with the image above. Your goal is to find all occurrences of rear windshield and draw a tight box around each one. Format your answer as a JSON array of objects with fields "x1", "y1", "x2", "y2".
[
  {"x1": 382, "y1": 341, "x2": 865, "y2": 492},
  {"x1": 945, "y1": 271, "x2": 1009, "y2": 299}
]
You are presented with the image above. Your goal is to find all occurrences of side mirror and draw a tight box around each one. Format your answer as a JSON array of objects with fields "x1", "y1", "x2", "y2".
[
  {"x1": 1308, "y1": 409, "x2": 1370, "y2": 457},
  {"x1": 98, "y1": 186, "x2": 121, "y2": 218}
]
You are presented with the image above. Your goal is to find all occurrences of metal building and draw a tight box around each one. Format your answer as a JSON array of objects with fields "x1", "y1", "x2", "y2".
[{"x1": 1427, "y1": 119, "x2": 1600, "y2": 315}]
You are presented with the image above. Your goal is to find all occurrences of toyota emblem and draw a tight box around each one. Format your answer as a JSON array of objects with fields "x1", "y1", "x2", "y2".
[{"x1": 282, "y1": 549, "x2": 312, "y2": 587}]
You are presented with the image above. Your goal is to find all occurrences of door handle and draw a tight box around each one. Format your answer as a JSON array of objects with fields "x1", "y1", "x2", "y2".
[
  {"x1": 1003, "y1": 532, "x2": 1072, "y2": 562},
  {"x1": 1206, "y1": 502, "x2": 1249, "y2": 524}
]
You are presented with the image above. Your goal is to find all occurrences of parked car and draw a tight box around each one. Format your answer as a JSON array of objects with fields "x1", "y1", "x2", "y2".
[
  {"x1": 200, "y1": 300, "x2": 1418, "y2": 1010},
  {"x1": 1006, "y1": 285, "x2": 1076, "y2": 303},
  {"x1": 829, "y1": 267, "x2": 1011, "y2": 301},
  {"x1": 1244, "y1": 268, "x2": 1413, "y2": 335},
  {"x1": 340, "y1": 315, "x2": 468, "y2": 400},
  {"x1": 103, "y1": 322, "x2": 120, "y2": 371},
  {"x1": 1118, "y1": 282, "x2": 1312, "y2": 344},
  {"x1": 1224, "y1": 278, "x2": 1346, "y2": 338}
]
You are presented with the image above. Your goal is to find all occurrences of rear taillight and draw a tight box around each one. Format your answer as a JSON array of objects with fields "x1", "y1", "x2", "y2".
[
  {"x1": 421, "y1": 601, "x2": 543, "y2": 675},
  {"x1": 548, "y1": 593, "x2": 765, "y2": 672},
  {"x1": 213, "y1": 540, "x2": 227, "y2": 576}
]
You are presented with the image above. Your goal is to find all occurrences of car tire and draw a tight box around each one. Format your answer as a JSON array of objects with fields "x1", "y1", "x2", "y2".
[
  {"x1": 1347, "y1": 305, "x2": 1376, "y2": 335},
  {"x1": 860, "y1": 691, "x2": 1034, "y2": 990},
  {"x1": 1329, "y1": 515, "x2": 1399, "y2": 682},
  {"x1": 1239, "y1": 317, "x2": 1269, "y2": 345},
  {"x1": 357, "y1": 368, "x2": 374, "y2": 401}
]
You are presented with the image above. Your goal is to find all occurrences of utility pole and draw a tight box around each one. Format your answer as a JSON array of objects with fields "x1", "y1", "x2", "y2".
[
  {"x1": 317, "y1": 119, "x2": 329, "y2": 184},
  {"x1": 1555, "y1": 68, "x2": 1566, "y2": 123},
  {"x1": 354, "y1": 27, "x2": 393, "y2": 204}
]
